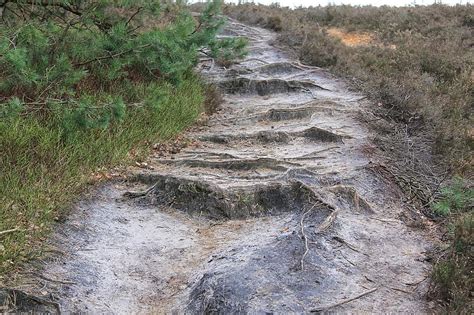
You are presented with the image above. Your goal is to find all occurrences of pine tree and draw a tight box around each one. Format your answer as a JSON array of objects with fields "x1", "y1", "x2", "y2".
[{"x1": 0, "y1": 0, "x2": 246, "y2": 133}]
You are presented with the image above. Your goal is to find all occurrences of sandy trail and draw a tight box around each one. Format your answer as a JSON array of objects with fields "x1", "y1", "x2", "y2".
[{"x1": 9, "y1": 19, "x2": 433, "y2": 314}]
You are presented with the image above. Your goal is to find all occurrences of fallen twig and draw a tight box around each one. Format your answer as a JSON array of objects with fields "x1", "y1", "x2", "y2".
[
  {"x1": 310, "y1": 287, "x2": 378, "y2": 312},
  {"x1": 239, "y1": 57, "x2": 270, "y2": 64},
  {"x1": 0, "y1": 227, "x2": 20, "y2": 236},
  {"x1": 370, "y1": 217, "x2": 400, "y2": 224},
  {"x1": 347, "y1": 96, "x2": 368, "y2": 102},
  {"x1": 404, "y1": 275, "x2": 428, "y2": 287},
  {"x1": 388, "y1": 286, "x2": 412, "y2": 294},
  {"x1": 293, "y1": 61, "x2": 321, "y2": 70},
  {"x1": 338, "y1": 250, "x2": 356, "y2": 266},
  {"x1": 291, "y1": 146, "x2": 340, "y2": 160}
]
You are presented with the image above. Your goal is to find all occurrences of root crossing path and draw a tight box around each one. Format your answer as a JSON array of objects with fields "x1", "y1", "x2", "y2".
[{"x1": 20, "y1": 19, "x2": 433, "y2": 313}]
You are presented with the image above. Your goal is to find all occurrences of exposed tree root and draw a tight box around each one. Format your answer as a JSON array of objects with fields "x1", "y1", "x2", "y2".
[
  {"x1": 123, "y1": 182, "x2": 158, "y2": 198},
  {"x1": 310, "y1": 287, "x2": 378, "y2": 312},
  {"x1": 0, "y1": 288, "x2": 61, "y2": 314},
  {"x1": 300, "y1": 204, "x2": 316, "y2": 271},
  {"x1": 316, "y1": 209, "x2": 339, "y2": 233}
]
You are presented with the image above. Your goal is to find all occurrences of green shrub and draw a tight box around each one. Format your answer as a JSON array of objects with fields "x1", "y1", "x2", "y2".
[
  {"x1": 0, "y1": 0, "x2": 247, "y2": 275},
  {"x1": 0, "y1": 77, "x2": 205, "y2": 274},
  {"x1": 431, "y1": 178, "x2": 472, "y2": 312},
  {"x1": 432, "y1": 212, "x2": 473, "y2": 312},
  {"x1": 0, "y1": 0, "x2": 246, "y2": 133},
  {"x1": 299, "y1": 30, "x2": 343, "y2": 67},
  {"x1": 433, "y1": 178, "x2": 473, "y2": 216}
]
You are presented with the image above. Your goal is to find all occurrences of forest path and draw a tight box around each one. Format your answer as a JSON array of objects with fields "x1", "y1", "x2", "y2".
[{"x1": 11, "y1": 18, "x2": 434, "y2": 314}]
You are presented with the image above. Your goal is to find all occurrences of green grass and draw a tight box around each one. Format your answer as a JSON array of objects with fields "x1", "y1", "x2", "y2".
[
  {"x1": 433, "y1": 178, "x2": 474, "y2": 216},
  {"x1": 0, "y1": 0, "x2": 245, "y2": 278},
  {"x1": 431, "y1": 179, "x2": 473, "y2": 312},
  {"x1": 0, "y1": 77, "x2": 204, "y2": 275},
  {"x1": 432, "y1": 211, "x2": 473, "y2": 312}
]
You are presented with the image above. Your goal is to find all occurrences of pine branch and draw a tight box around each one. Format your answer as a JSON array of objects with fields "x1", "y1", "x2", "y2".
[
  {"x1": 74, "y1": 44, "x2": 152, "y2": 67},
  {"x1": 8, "y1": 0, "x2": 82, "y2": 16},
  {"x1": 125, "y1": 6, "x2": 143, "y2": 26}
]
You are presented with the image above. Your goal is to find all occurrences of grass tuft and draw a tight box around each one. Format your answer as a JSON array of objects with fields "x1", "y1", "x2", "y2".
[{"x1": 0, "y1": 78, "x2": 204, "y2": 275}]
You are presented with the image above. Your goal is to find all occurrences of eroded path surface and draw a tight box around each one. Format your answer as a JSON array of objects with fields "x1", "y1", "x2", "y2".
[{"x1": 18, "y1": 19, "x2": 433, "y2": 313}]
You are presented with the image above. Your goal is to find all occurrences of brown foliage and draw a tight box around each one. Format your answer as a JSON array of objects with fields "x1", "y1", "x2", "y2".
[{"x1": 203, "y1": 83, "x2": 223, "y2": 115}]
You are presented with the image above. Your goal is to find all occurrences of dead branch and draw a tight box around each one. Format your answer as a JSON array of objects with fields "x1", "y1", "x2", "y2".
[
  {"x1": 7, "y1": 0, "x2": 82, "y2": 16},
  {"x1": 310, "y1": 287, "x2": 378, "y2": 312},
  {"x1": 198, "y1": 48, "x2": 213, "y2": 58},
  {"x1": 421, "y1": 170, "x2": 450, "y2": 208},
  {"x1": 125, "y1": 6, "x2": 143, "y2": 26},
  {"x1": 74, "y1": 44, "x2": 152, "y2": 67},
  {"x1": 0, "y1": 1, "x2": 7, "y2": 19}
]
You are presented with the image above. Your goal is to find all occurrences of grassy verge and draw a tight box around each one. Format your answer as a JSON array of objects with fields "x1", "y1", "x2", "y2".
[
  {"x1": 223, "y1": 3, "x2": 473, "y2": 312},
  {"x1": 430, "y1": 179, "x2": 473, "y2": 312},
  {"x1": 0, "y1": 78, "x2": 204, "y2": 275}
]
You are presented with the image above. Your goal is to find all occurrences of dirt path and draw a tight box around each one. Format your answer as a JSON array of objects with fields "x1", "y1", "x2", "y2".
[{"x1": 8, "y1": 19, "x2": 434, "y2": 313}]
